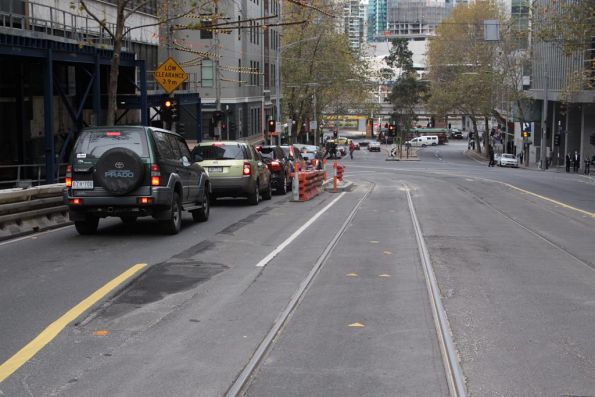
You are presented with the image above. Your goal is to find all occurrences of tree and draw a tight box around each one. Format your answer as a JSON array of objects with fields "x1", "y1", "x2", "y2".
[
  {"x1": 281, "y1": 0, "x2": 372, "y2": 144},
  {"x1": 426, "y1": 1, "x2": 503, "y2": 153},
  {"x1": 533, "y1": 0, "x2": 595, "y2": 96},
  {"x1": 384, "y1": 38, "x2": 428, "y2": 149},
  {"x1": 74, "y1": 0, "x2": 199, "y2": 126}
]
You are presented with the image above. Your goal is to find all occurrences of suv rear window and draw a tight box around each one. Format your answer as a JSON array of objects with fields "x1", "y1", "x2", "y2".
[
  {"x1": 74, "y1": 129, "x2": 149, "y2": 158},
  {"x1": 195, "y1": 143, "x2": 248, "y2": 160},
  {"x1": 259, "y1": 147, "x2": 277, "y2": 160}
]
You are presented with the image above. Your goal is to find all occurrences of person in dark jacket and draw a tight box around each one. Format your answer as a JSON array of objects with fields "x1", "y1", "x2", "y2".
[
  {"x1": 488, "y1": 146, "x2": 495, "y2": 167},
  {"x1": 566, "y1": 153, "x2": 571, "y2": 172}
]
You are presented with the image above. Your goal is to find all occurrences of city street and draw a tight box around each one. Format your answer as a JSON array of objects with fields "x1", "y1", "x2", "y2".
[{"x1": 1, "y1": 140, "x2": 594, "y2": 396}]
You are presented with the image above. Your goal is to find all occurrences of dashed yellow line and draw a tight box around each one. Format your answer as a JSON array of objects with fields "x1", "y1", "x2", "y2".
[
  {"x1": 502, "y1": 182, "x2": 595, "y2": 219},
  {"x1": 0, "y1": 263, "x2": 147, "y2": 384}
]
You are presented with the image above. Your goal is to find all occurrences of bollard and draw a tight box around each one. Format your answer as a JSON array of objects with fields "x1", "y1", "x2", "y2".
[
  {"x1": 292, "y1": 161, "x2": 300, "y2": 201},
  {"x1": 323, "y1": 159, "x2": 327, "y2": 181},
  {"x1": 333, "y1": 163, "x2": 338, "y2": 193}
]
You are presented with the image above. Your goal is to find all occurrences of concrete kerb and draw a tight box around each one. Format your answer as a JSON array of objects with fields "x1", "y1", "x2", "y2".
[
  {"x1": 465, "y1": 149, "x2": 594, "y2": 182},
  {"x1": 323, "y1": 178, "x2": 353, "y2": 192}
]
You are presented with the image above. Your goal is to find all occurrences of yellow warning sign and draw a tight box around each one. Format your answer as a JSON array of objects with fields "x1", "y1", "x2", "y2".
[{"x1": 154, "y1": 57, "x2": 188, "y2": 94}]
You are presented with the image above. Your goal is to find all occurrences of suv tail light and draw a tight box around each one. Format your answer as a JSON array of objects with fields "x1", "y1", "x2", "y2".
[
  {"x1": 65, "y1": 165, "x2": 72, "y2": 187},
  {"x1": 270, "y1": 160, "x2": 281, "y2": 171},
  {"x1": 150, "y1": 164, "x2": 161, "y2": 186},
  {"x1": 242, "y1": 162, "x2": 252, "y2": 176}
]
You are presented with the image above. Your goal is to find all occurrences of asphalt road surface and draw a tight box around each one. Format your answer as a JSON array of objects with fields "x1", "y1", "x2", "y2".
[{"x1": 1, "y1": 140, "x2": 594, "y2": 396}]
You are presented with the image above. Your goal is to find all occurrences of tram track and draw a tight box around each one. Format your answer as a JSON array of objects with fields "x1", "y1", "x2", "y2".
[
  {"x1": 225, "y1": 179, "x2": 469, "y2": 397},
  {"x1": 454, "y1": 182, "x2": 595, "y2": 272}
]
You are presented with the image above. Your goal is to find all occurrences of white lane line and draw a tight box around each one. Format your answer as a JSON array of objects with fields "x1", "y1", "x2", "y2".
[
  {"x1": 0, "y1": 225, "x2": 71, "y2": 247},
  {"x1": 227, "y1": 186, "x2": 372, "y2": 396},
  {"x1": 255, "y1": 193, "x2": 346, "y2": 267}
]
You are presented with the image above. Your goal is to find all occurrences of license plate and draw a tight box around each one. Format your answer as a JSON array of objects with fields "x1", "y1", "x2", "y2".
[
  {"x1": 209, "y1": 167, "x2": 223, "y2": 173},
  {"x1": 72, "y1": 180, "x2": 94, "y2": 189}
]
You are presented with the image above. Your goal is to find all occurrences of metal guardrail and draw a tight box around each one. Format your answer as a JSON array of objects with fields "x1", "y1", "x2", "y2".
[
  {"x1": 0, "y1": 163, "x2": 68, "y2": 189},
  {"x1": 0, "y1": 184, "x2": 70, "y2": 241},
  {"x1": 0, "y1": 0, "x2": 130, "y2": 49}
]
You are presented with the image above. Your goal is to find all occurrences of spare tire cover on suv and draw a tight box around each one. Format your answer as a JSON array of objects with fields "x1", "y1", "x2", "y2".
[{"x1": 96, "y1": 148, "x2": 145, "y2": 195}]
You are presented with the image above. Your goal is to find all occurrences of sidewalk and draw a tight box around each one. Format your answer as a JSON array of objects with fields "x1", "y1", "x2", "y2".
[{"x1": 465, "y1": 149, "x2": 594, "y2": 183}]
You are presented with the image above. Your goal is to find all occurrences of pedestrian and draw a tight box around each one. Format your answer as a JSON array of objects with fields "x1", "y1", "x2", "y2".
[
  {"x1": 488, "y1": 146, "x2": 495, "y2": 167},
  {"x1": 519, "y1": 150, "x2": 524, "y2": 166},
  {"x1": 348, "y1": 140, "x2": 355, "y2": 160},
  {"x1": 565, "y1": 153, "x2": 571, "y2": 172},
  {"x1": 573, "y1": 151, "x2": 580, "y2": 172}
]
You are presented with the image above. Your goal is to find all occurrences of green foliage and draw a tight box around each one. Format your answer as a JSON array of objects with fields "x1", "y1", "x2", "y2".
[
  {"x1": 281, "y1": 0, "x2": 372, "y2": 140},
  {"x1": 384, "y1": 39, "x2": 426, "y2": 138}
]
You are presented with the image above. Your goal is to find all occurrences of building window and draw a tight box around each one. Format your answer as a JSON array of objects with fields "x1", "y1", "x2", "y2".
[
  {"x1": 202, "y1": 60, "x2": 213, "y2": 87},
  {"x1": 200, "y1": 20, "x2": 213, "y2": 39}
]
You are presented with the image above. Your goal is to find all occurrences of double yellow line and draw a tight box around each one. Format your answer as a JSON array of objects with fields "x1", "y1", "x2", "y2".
[{"x1": 0, "y1": 263, "x2": 147, "y2": 384}]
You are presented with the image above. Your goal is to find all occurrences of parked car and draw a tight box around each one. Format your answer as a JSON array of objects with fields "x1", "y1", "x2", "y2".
[
  {"x1": 358, "y1": 140, "x2": 370, "y2": 148},
  {"x1": 368, "y1": 142, "x2": 381, "y2": 152},
  {"x1": 64, "y1": 126, "x2": 210, "y2": 235},
  {"x1": 498, "y1": 153, "x2": 519, "y2": 168},
  {"x1": 258, "y1": 145, "x2": 292, "y2": 194},
  {"x1": 192, "y1": 141, "x2": 271, "y2": 204}
]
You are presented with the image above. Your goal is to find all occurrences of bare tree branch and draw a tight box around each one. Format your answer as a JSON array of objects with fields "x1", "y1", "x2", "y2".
[{"x1": 79, "y1": 0, "x2": 116, "y2": 41}]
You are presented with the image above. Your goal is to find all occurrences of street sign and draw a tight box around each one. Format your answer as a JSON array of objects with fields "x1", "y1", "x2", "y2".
[{"x1": 154, "y1": 58, "x2": 188, "y2": 94}]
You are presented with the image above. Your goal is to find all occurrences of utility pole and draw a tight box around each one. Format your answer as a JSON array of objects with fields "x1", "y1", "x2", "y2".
[
  {"x1": 540, "y1": 73, "x2": 548, "y2": 170},
  {"x1": 275, "y1": 0, "x2": 282, "y2": 146},
  {"x1": 312, "y1": 92, "x2": 318, "y2": 147},
  {"x1": 214, "y1": 0, "x2": 222, "y2": 139}
]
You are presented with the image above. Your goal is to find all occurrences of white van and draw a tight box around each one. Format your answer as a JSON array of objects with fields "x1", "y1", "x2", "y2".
[{"x1": 406, "y1": 135, "x2": 439, "y2": 147}]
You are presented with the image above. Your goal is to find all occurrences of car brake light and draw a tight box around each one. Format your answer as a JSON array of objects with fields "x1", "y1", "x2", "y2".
[
  {"x1": 65, "y1": 165, "x2": 72, "y2": 187},
  {"x1": 69, "y1": 198, "x2": 82, "y2": 205},
  {"x1": 106, "y1": 131, "x2": 121, "y2": 137},
  {"x1": 212, "y1": 143, "x2": 224, "y2": 147},
  {"x1": 270, "y1": 160, "x2": 281, "y2": 171},
  {"x1": 150, "y1": 164, "x2": 160, "y2": 186},
  {"x1": 138, "y1": 197, "x2": 153, "y2": 204},
  {"x1": 243, "y1": 162, "x2": 252, "y2": 176}
]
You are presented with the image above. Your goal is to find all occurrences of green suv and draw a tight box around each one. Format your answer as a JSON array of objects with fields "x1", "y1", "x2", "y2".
[
  {"x1": 64, "y1": 126, "x2": 210, "y2": 235},
  {"x1": 192, "y1": 141, "x2": 271, "y2": 204}
]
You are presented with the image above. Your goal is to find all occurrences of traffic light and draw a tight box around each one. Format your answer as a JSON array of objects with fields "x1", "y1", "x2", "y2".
[
  {"x1": 333, "y1": 129, "x2": 338, "y2": 138},
  {"x1": 522, "y1": 131, "x2": 531, "y2": 139},
  {"x1": 554, "y1": 134, "x2": 560, "y2": 146},
  {"x1": 212, "y1": 110, "x2": 224, "y2": 122},
  {"x1": 388, "y1": 124, "x2": 396, "y2": 135},
  {"x1": 171, "y1": 101, "x2": 179, "y2": 123},
  {"x1": 162, "y1": 98, "x2": 174, "y2": 123},
  {"x1": 268, "y1": 119, "x2": 276, "y2": 133}
]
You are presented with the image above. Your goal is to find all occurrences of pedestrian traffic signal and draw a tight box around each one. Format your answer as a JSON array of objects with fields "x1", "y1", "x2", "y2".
[
  {"x1": 554, "y1": 134, "x2": 560, "y2": 146},
  {"x1": 522, "y1": 131, "x2": 531, "y2": 138},
  {"x1": 268, "y1": 119, "x2": 276, "y2": 133},
  {"x1": 388, "y1": 124, "x2": 396, "y2": 134}
]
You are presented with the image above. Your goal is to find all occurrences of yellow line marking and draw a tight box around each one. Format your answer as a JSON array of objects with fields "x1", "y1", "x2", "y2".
[
  {"x1": 346, "y1": 273, "x2": 359, "y2": 277},
  {"x1": 94, "y1": 330, "x2": 110, "y2": 337},
  {"x1": 502, "y1": 182, "x2": 595, "y2": 219},
  {"x1": 348, "y1": 322, "x2": 365, "y2": 328},
  {"x1": 0, "y1": 263, "x2": 146, "y2": 384}
]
